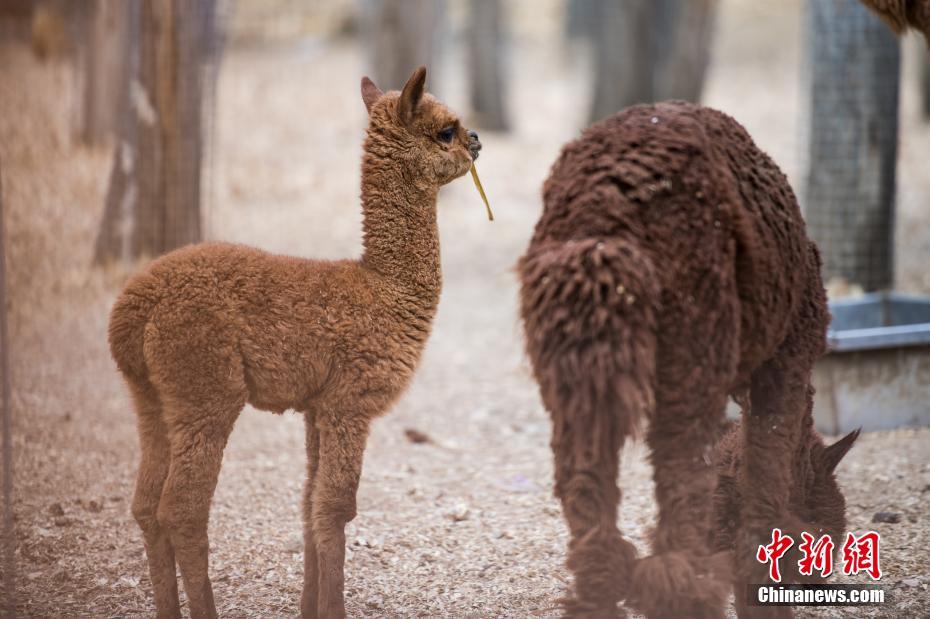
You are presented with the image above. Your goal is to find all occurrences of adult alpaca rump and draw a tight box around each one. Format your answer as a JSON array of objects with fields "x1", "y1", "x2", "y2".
[
  {"x1": 519, "y1": 101, "x2": 853, "y2": 618},
  {"x1": 109, "y1": 66, "x2": 481, "y2": 619}
]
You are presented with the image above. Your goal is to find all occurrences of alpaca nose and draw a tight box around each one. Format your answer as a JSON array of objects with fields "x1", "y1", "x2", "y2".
[{"x1": 467, "y1": 130, "x2": 481, "y2": 160}]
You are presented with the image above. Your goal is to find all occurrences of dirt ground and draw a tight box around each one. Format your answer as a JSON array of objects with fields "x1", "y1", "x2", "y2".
[{"x1": 1, "y1": 1, "x2": 928, "y2": 617}]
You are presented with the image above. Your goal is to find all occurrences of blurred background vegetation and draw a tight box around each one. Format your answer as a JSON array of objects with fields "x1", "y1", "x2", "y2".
[{"x1": 7, "y1": 0, "x2": 928, "y2": 291}]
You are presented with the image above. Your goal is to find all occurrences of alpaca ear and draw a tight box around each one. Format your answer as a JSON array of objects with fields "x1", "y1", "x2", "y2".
[
  {"x1": 822, "y1": 428, "x2": 860, "y2": 472},
  {"x1": 397, "y1": 65, "x2": 427, "y2": 125},
  {"x1": 361, "y1": 76, "x2": 383, "y2": 114}
]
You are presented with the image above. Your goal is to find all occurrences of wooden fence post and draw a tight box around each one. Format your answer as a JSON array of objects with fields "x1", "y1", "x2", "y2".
[
  {"x1": 94, "y1": 0, "x2": 215, "y2": 265},
  {"x1": 80, "y1": 0, "x2": 130, "y2": 146}
]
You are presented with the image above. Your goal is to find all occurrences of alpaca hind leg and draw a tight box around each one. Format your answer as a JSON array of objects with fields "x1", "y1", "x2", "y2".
[
  {"x1": 519, "y1": 236, "x2": 660, "y2": 617},
  {"x1": 627, "y1": 381, "x2": 732, "y2": 619},
  {"x1": 300, "y1": 417, "x2": 321, "y2": 619},
  {"x1": 129, "y1": 381, "x2": 181, "y2": 619},
  {"x1": 553, "y1": 414, "x2": 637, "y2": 618},
  {"x1": 627, "y1": 284, "x2": 739, "y2": 619},
  {"x1": 157, "y1": 398, "x2": 242, "y2": 619},
  {"x1": 311, "y1": 417, "x2": 369, "y2": 619}
]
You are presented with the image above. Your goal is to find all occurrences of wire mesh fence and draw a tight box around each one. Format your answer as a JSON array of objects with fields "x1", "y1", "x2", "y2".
[{"x1": 802, "y1": 0, "x2": 901, "y2": 293}]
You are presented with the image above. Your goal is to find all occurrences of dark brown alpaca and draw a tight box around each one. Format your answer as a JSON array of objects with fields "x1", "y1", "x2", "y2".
[
  {"x1": 711, "y1": 418, "x2": 859, "y2": 616},
  {"x1": 109, "y1": 67, "x2": 481, "y2": 619},
  {"x1": 518, "y1": 101, "x2": 851, "y2": 618},
  {"x1": 858, "y1": 0, "x2": 930, "y2": 44}
]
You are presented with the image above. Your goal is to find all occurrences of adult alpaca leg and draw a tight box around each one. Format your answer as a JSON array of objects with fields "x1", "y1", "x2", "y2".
[
  {"x1": 311, "y1": 417, "x2": 369, "y2": 619},
  {"x1": 129, "y1": 381, "x2": 181, "y2": 619},
  {"x1": 630, "y1": 381, "x2": 732, "y2": 619},
  {"x1": 734, "y1": 275, "x2": 828, "y2": 619},
  {"x1": 627, "y1": 294, "x2": 738, "y2": 619},
  {"x1": 519, "y1": 237, "x2": 659, "y2": 617},
  {"x1": 732, "y1": 365, "x2": 810, "y2": 619},
  {"x1": 553, "y1": 413, "x2": 637, "y2": 618},
  {"x1": 300, "y1": 419, "x2": 321, "y2": 619}
]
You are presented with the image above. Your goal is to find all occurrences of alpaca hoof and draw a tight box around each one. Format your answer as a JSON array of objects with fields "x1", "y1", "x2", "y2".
[
  {"x1": 564, "y1": 524, "x2": 638, "y2": 614},
  {"x1": 626, "y1": 552, "x2": 730, "y2": 619}
]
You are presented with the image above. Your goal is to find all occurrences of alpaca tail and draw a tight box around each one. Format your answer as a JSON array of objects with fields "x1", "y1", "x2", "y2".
[
  {"x1": 519, "y1": 237, "x2": 659, "y2": 611},
  {"x1": 519, "y1": 236, "x2": 659, "y2": 444},
  {"x1": 108, "y1": 276, "x2": 160, "y2": 381}
]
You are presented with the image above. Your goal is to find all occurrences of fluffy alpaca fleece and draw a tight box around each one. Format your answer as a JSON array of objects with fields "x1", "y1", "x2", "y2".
[
  {"x1": 858, "y1": 0, "x2": 930, "y2": 44},
  {"x1": 519, "y1": 101, "x2": 848, "y2": 618},
  {"x1": 109, "y1": 67, "x2": 480, "y2": 619},
  {"x1": 712, "y1": 417, "x2": 859, "y2": 615}
]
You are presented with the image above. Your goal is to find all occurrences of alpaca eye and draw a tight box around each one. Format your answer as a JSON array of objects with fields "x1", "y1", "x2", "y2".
[{"x1": 437, "y1": 127, "x2": 456, "y2": 143}]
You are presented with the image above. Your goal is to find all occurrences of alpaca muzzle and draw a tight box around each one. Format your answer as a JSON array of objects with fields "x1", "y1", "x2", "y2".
[
  {"x1": 464, "y1": 129, "x2": 492, "y2": 221},
  {"x1": 467, "y1": 129, "x2": 481, "y2": 161}
]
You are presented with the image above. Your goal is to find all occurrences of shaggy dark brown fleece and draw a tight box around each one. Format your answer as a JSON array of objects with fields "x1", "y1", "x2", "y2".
[
  {"x1": 712, "y1": 417, "x2": 859, "y2": 616},
  {"x1": 109, "y1": 67, "x2": 480, "y2": 619},
  {"x1": 519, "y1": 101, "x2": 849, "y2": 618},
  {"x1": 858, "y1": 0, "x2": 930, "y2": 44}
]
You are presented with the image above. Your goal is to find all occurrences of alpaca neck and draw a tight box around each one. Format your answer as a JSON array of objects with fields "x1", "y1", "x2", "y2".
[{"x1": 359, "y1": 157, "x2": 442, "y2": 306}]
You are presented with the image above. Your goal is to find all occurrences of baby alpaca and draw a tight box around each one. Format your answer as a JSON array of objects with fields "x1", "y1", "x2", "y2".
[
  {"x1": 519, "y1": 101, "x2": 843, "y2": 618},
  {"x1": 109, "y1": 67, "x2": 480, "y2": 619},
  {"x1": 712, "y1": 417, "x2": 859, "y2": 616}
]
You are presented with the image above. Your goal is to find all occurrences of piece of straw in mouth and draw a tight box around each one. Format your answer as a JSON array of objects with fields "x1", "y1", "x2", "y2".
[{"x1": 470, "y1": 164, "x2": 494, "y2": 221}]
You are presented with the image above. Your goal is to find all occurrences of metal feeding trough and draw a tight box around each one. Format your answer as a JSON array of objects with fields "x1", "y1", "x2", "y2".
[{"x1": 812, "y1": 292, "x2": 930, "y2": 435}]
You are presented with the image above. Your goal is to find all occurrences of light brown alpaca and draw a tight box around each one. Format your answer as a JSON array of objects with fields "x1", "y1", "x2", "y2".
[{"x1": 108, "y1": 67, "x2": 481, "y2": 619}]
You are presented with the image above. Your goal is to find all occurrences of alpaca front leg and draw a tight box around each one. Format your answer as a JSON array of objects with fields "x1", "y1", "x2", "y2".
[
  {"x1": 311, "y1": 418, "x2": 369, "y2": 619},
  {"x1": 300, "y1": 418, "x2": 321, "y2": 619},
  {"x1": 734, "y1": 360, "x2": 811, "y2": 619}
]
